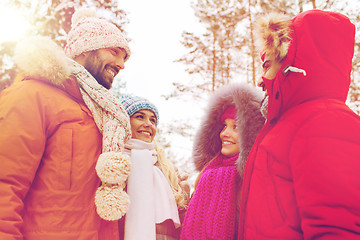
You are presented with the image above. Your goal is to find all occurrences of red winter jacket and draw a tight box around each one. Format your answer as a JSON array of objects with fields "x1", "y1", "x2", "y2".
[{"x1": 239, "y1": 10, "x2": 360, "y2": 239}]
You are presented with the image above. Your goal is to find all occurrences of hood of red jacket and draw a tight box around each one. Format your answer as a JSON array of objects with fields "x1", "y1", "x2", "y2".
[{"x1": 264, "y1": 9, "x2": 355, "y2": 124}]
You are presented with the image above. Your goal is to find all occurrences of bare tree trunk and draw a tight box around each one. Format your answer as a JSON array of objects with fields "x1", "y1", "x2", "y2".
[
  {"x1": 299, "y1": 0, "x2": 304, "y2": 12},
  {"x1": 311, "y1": 0, "x2": 317, "y2": 9},
  {"x1": 212, "y1": 29, "x2": 216, "y2": 92},
  {"x1": 226, "y1": 54, "x2": 231, "y2": 84},
  {"x1": 248, "y1": 0, "x2": 256, "y2": 86},
  {"x1": 226, "y1": 31, "x2": 231, "y2": 85}
]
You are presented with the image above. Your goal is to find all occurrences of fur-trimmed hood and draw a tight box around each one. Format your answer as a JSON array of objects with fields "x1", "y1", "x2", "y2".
[
  {"x1": 254, "y1": 12, "x2": 292, "y2": 62},
  {"x1": 193, "y1": 83, "x2": 265, "y2": 176},
  {"x1": 254, "y1": 10, "x2": 355, "y2": 123},
  {"x1": 14, "y1": 36, "x2": 72, "y2": 87}
]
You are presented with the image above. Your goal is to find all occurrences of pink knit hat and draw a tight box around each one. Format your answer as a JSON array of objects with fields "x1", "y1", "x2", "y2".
[
  {"x1": 65, "y1": 8, "x2": 130, "y2": 60},
  {"x1": 220, "y1": 105, "x2": 237, "y2": 123}
]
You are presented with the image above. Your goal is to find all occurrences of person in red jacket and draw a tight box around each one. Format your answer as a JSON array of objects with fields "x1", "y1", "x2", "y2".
[
  {"x1": 0, "y1": 8, "x2": 132, "y2": 240},
  {"x1": 238, "y1": 9, "x2": 360, "y2": 239}
]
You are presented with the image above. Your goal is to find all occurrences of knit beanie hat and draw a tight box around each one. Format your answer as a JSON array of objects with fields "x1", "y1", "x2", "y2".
[
  {"x1": 65, "y1": 8, "x2": 130, "y2": 60},
  {"x1": 119, "y1": 95, "x2": 159, "y2": 125}
]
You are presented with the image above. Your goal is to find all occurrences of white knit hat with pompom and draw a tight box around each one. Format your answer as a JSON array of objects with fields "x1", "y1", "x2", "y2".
[{"x1": 65, "y1": 8, "x2": 130, "y2": 60}]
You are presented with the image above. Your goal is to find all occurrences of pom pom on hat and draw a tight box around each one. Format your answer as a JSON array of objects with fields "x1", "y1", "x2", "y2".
[
  {"x1": 70, "y1": 8, "x2": 97, "y2": 27},
  {"x1": 65, "y1": 7, "x2": 130, "y2": 60},
  {"x1": 119, "y1": 95, "x2": 159, "y2": 125}
]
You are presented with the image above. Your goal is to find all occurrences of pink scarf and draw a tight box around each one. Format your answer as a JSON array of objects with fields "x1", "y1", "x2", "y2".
[{"x1": 181, "y1": 154, "x2": 239, "y2": 240}]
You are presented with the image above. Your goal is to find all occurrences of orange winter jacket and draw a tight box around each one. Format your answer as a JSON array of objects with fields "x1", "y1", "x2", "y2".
[{"x1": 0, "y1": 77, "x2": 120, "y2": 239}]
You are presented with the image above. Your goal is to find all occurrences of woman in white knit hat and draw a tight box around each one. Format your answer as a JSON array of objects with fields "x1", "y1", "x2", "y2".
[{"x1": 119, "y1": 95, "x2": 190, "y2": 240}]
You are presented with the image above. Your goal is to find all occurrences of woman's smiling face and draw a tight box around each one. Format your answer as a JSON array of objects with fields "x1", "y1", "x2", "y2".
[
  {"x1": 220, "y1": 118, "x2": 240, "y2": 157},
  {"x1": 130, "y1": 109, "x2": 157, "y2": 143}
]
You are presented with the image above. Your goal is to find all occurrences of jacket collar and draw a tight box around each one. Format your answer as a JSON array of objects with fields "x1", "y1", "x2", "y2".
[{"x1": 21, "y1": 75, "x2": 84, "y2": 104}]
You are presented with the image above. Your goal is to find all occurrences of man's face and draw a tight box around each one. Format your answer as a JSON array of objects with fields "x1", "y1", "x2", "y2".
[
  {"x1": 82, "y1": 47, "x2": 127, "y2": 89},
  {"x1": 257, "y1": 53, "x2": 283, "y2": 94}
]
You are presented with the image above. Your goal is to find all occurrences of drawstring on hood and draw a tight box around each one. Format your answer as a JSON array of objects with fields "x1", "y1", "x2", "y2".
[{"x1": 283, "y1": 66, "x2": 307, "y2": 76}]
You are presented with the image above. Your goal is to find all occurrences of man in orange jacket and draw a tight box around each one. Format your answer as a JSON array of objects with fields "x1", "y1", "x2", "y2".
[{"x1": 0, "y1": 8, "x2": 132, "y2": 240}]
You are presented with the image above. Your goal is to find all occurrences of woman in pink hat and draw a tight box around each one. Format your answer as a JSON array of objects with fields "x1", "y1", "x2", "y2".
[{"x1": 180, "y1": 83, "x2": 264, "y2": 240}]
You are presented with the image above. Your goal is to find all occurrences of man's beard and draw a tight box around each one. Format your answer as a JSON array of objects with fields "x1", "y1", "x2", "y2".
[{"x1": 83, "y1": 52, "x2": 112, "y2": 89}]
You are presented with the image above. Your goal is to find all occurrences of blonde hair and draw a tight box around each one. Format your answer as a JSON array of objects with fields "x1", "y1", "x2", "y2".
[{"x1": 154, "y1": 141, "x2": 189, "y2": 210}]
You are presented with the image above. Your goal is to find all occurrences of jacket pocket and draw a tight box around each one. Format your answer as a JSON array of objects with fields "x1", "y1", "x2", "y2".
[{"x1": 54, "y1": 128, "x2": 73, "y2": 190}]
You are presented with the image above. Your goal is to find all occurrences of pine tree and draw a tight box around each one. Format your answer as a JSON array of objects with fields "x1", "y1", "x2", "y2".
[{"x1": 166, "y1": 0, "x2": 247, "y2": 100}]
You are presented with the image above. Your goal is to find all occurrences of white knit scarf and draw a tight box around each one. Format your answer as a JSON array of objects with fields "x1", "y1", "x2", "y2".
[
  {"x1": 70, "y1": 60, "x2": 132, "y2": 221},
  {"x1": 124, "y1": 139, "x2": 180, "y2": 240}
]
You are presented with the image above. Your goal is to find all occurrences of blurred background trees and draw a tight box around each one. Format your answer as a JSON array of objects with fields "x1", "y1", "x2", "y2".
[
  {"x1": 164, "y1": 0, "x2": 360, "y2": 175},
  {"x1": 168, "y1": 0, "x2": 360, "y2": 112},
  {"x1": 0, "y1": 0, "x2": 359, "y2": 181}
]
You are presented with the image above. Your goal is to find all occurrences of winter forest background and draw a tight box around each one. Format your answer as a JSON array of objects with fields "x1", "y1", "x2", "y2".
[{"x1": 1, "y1": 0, "x2": 360, "y2": 185}]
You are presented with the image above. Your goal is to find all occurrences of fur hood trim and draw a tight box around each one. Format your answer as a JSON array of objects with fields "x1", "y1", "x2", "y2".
[
  {"x1": 14, "y1": 36, "x2": 71, "y2": 86},
  {"x1": 254, "y1": 12, "x2": 292, "y2": 61},
  {"x1": 193, "y1": 83, "x2": 265, "y2": 176}
]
